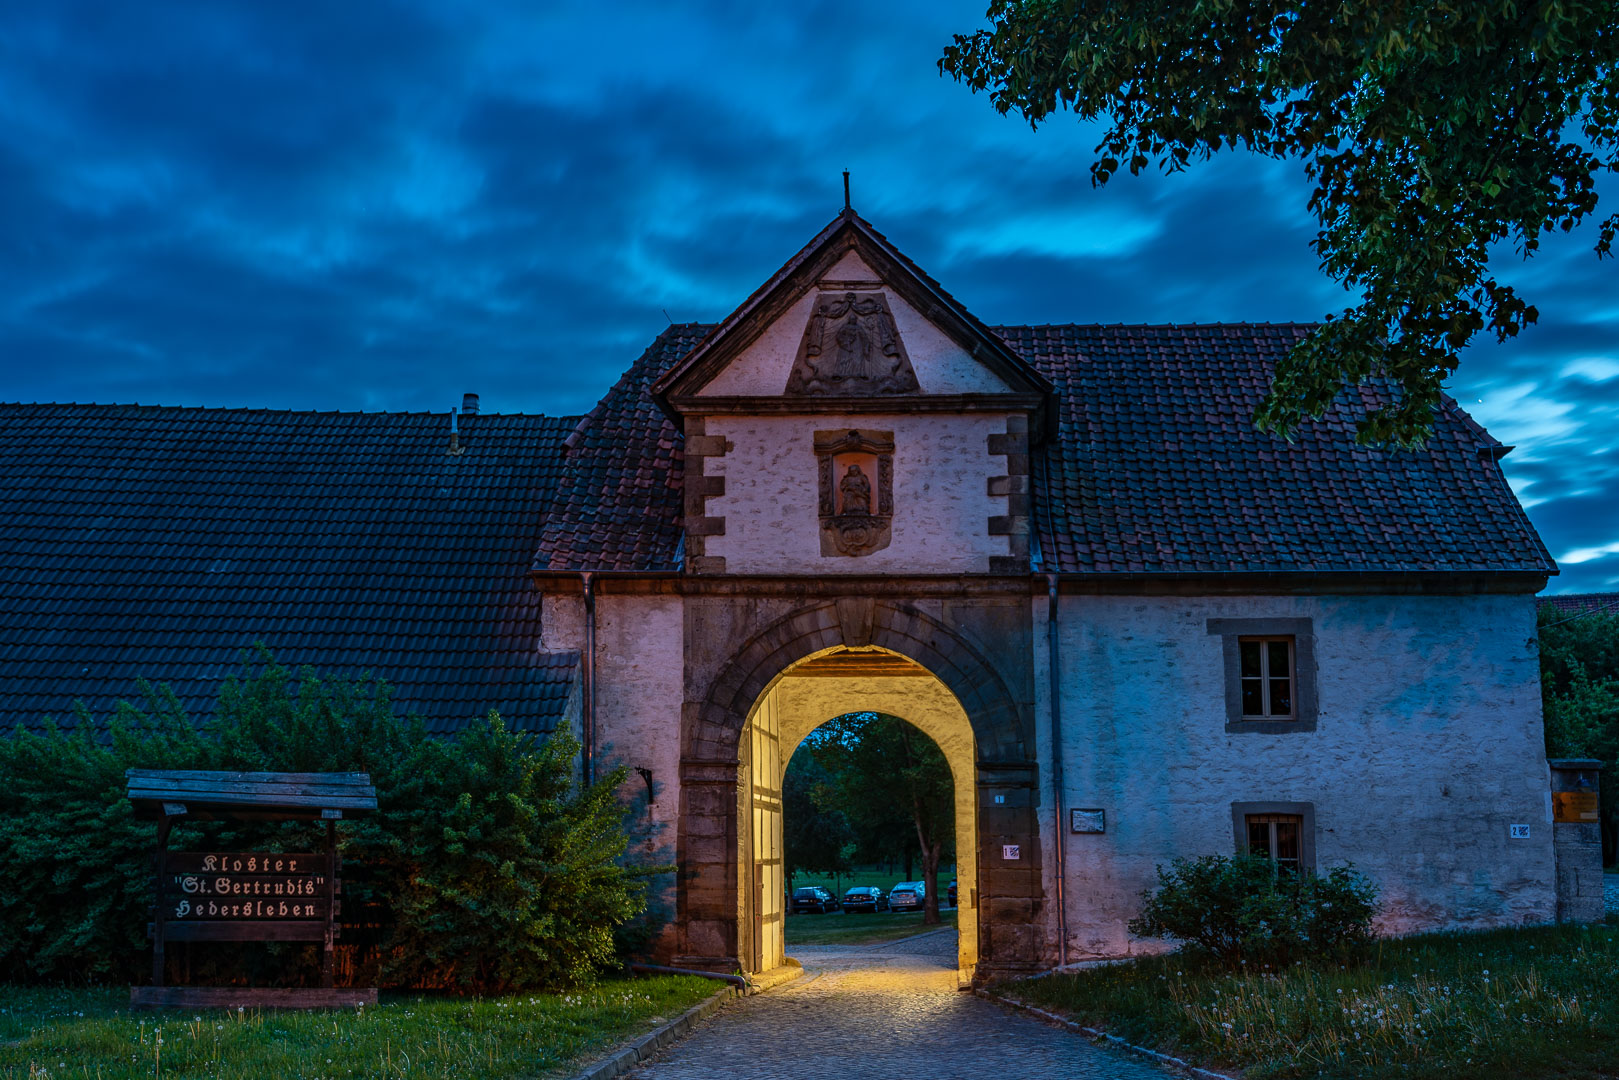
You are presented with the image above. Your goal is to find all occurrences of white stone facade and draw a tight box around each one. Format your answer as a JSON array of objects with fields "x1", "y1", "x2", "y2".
[
  {"x1": 531, "y1": 210, "x2": 1560, "y2": 977},
  {"x1": 1030, "y1": 592, "x2": 1556, "y2": 960}
]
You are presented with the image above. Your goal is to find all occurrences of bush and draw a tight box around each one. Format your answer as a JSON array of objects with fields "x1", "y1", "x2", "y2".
[
  {"x1": 1127, "y1": 854, "x2": 1378, "y2": 967},
  {"x1": 0, "y1": 649, "x2": 657, "y2": 992}
]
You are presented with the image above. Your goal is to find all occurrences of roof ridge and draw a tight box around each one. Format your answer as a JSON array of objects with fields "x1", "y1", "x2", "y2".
[
  {"x1": 990, "y1": 321, "x2": 1321, "y2": 332},
  {"x1": 0, "y1": 401, "x2": 578, "y2": 421}
]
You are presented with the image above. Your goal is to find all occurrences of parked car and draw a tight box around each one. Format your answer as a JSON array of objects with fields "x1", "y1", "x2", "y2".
[
  {"x1": 842, "y1": 886, "x2": 888, "y2": 913},
  {"x1": 887, "y1": 881, "x2": 925, "y2": 912},
  {"x1": 948, "y1": 879, "x2": 957, "y2": 907},
  {"x1": 791, "y1": 886, "x2": 839, "y2": 914}
]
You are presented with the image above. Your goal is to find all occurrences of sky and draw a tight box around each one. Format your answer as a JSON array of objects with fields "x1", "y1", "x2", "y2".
[{"x1": 2, "y1": 0, "x2": 1615, "y2": 593}]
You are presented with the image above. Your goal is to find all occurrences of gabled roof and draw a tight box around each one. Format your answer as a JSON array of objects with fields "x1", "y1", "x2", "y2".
[
  {"x1": 535, "y1": 325, "x2": 707, "y2": 573},
  {"x1": 1538, "y1": 592, "x2": 1619, "y2": 618},
  {"x1": 650, "y1": 209, "x2": 1053, "y2": 406},
  {"x1": 0, "y1": 404, "x2": 580, "y2": 735},
  {"x1": 1016, "y1": 323, "x2": 1555, "y2": 575},
  {"x1": 539, "y1": 322, "x2": 1555, "y2": 578}
]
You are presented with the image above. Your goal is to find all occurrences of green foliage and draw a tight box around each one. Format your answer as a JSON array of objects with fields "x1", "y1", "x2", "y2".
[
  {"x1": 941, "y1": 1, "x2": 1619, "y2": 445},
  {"x1": 782, "y1": 753, "x2": 854, "y2": 883},
  {"x1": 1128, "y1": 854, "x2": 1379, "y2": 967},
  {"x1": 806, "y1": 712, "x2": 955, "y2": 923},
  {"x1": 1538, "y1": 603, "x2": 1619, "y2": 864},
  {"x1": 0, "y1": 648, "x2": 653, "y2": 992}
]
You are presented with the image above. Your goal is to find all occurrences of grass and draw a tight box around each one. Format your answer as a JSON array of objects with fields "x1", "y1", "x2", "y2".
[
  {"x1": 1008, "y1": 920, "x2": 1619, "y2": 1080},
  {"x1": 0, "y1": 975, "x2": 718, "y2": 1079},
  {"x1": 786, "y1": 909, "x2": 957, "y2": 947}
]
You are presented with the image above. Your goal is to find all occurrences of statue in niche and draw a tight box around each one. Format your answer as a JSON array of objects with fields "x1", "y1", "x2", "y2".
[
  {"x1": 839, "y1": 464, "x2": 872, "y2": 516},
  {"x1": 814, "y1": 429, "x2": 894, "y2": 557},
  {"x1": 785, "y1": 291, "x2": 921, "y2": 395}
]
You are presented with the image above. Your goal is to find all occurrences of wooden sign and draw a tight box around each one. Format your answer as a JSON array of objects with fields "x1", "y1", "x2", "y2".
[
  {"x1": 1553, "y1": 791, "x2": 1600, "y2": 823},
  {"x1": 126, "y1": 769, "x2": 377, "y2": 1010}
]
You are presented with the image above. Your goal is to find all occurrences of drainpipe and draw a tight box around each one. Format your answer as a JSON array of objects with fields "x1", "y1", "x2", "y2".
[
  {"x1": 581, "y1": 571, "x2": 596, "y2": 788},
  {"x1": 1046, "y1": 573, "x2": 1069, "y2": 968},
  {"x1": 628, "y1": 963, "x2": 751, "y2": 993}
]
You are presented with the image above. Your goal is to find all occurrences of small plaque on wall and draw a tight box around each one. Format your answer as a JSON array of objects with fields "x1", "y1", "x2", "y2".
[
  {"x1": 1553, "y1": 791, "x2": 1599, "y2": 823},
  {"x1": 1071, "y1": 809, "x2": 1105, "y2": 834}
]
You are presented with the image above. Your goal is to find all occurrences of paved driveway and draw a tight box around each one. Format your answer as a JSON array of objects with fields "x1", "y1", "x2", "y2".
[{"x1": 627, "y1": 930, "x2": 1170, "y2": 1079}]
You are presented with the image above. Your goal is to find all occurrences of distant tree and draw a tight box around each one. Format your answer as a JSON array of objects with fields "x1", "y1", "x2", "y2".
[
  {"x1": 782, "y1": 753, "x2": 854, "y2": 886},
  {"x1": 942, "y1": 1, "x2": 1619, "y2": 446},
  {"x1": 1538, "y1": 603, "x2": 1619, "y2": 865},
  {"x1": 810, "y1": 714, "x2": 955, "y2": 925}
]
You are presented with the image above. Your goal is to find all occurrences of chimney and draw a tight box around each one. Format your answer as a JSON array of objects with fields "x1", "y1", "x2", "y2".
[
  {"x1": 462, "y1": 392, "x2": 480, "y2": 416},
  {"x1": 448, "y1": 407, "x2": 463, "y2": 455}
]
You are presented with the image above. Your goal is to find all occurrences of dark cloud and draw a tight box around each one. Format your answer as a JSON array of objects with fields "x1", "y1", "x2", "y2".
[{"x1": 0, "y1": 0, "x2": 1614, "y2": 590}]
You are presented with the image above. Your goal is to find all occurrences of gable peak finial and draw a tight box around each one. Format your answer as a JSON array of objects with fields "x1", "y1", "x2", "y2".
[{"x1": 842, "y1": 169, "x2": 851, "y2": 213}]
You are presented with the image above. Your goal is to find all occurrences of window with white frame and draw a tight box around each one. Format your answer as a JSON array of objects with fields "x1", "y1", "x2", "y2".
[{"x1": 1239, "y1": 637, "x2": 1295, "y2": 719}]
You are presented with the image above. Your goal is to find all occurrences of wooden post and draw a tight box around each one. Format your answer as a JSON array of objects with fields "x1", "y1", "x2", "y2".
[
  {"x1": 322, "y1": 817, "x2": 337, "y2": 989},
  {"x1": 151, "y1": 816, "x2": 172, "y2": 988}
]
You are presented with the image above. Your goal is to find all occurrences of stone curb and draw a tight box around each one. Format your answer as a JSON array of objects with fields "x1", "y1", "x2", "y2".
[
  {"x1": 564, "y1": 966, "x2": 805, "y2": 1080},
  {"x1": 975, "y1": 988, "x2": 1242, "y2": 1080}
]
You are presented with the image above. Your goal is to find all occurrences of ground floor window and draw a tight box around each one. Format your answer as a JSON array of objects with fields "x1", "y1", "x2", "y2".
[
  {"x1": 1230, "y1": 800, "x2": 1316, "y2": 872},
  {"x1": 1245, "y1": 813, "x2": 1303, "y2": 874}
]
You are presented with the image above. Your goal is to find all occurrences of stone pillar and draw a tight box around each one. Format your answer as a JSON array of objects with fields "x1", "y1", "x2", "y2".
[
  {"x1": 975, "y1": 761, "x2": 1047, "y2": 979},
  {"x1": 1549, "y1": 758, "x2": 1605, "y2": 923}
]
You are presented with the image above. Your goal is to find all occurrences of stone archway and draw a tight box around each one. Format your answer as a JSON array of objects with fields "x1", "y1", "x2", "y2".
[
  {"x1": 674, "y1": 598, "x2": 1046, "y2": 982},
  {"x1": 745, "y1": 649, "x2": 981, "y2": 980}
]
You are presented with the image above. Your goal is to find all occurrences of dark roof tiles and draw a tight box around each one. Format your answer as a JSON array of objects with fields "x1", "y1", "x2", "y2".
[
  {"x1": 538, "y1": 321, "x2": 1552, "y2": 577},
  {"x1": 1012, "y1": 323, "x2": 1552, "y2": 575},
  {"x1": 0, "y1": 404, "x2": 579, "y2": 735}
]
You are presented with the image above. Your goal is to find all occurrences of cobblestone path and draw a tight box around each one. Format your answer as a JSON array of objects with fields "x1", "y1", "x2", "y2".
[
  {"x1": 1606, "y1": 873, "x2": 1618, "y2": 916},
  {"x1": 627, "y1": 931, "x2": 1170, "y2": 1079}
]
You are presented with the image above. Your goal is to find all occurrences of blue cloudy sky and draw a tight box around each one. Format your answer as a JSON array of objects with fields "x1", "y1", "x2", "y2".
[{"x1": 2, "y1": 1, "x2": 1615, "y2": 592}]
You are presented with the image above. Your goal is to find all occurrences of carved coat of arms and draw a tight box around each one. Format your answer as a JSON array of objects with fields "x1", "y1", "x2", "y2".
[
  {"x1": 785, "y1": 292, "x2": 920, "y2": 395},
  {"x1": 814, "y1": 429, "x2": 894, "y2": 557}
]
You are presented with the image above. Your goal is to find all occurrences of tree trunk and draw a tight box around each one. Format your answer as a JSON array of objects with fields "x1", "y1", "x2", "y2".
[{"x1": 920, "y1": 841, "x2": 941, "y2": 925}]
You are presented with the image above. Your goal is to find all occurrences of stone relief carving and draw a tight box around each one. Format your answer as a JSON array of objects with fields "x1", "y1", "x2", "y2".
[
  {"x1": 814, "y1": 429, "x2": 894, "y2": 557},
  {"x1": 785, "y1": 291, "x2": 921, "y2": 395}
]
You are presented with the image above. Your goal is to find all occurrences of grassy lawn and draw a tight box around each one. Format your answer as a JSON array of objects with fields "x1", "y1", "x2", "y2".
[
  {"x1": 1008, "y1": 920, "x2": 1619, "y2": 1080},
  {"x1": 0, "y1": 975, "x2": 718, "y2": 1080},
  {"x1": 786, "y1": 909, "x2": 957, "y2": 947}
]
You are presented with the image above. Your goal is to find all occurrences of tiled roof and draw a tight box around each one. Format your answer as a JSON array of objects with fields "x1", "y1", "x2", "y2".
[
  {"x1": 1015, "y1": 323, "x2": 1554, "y2": 575},
  {"x1": 0, "y1": 405, "x2": 579, "y2": 736},
  {"x1": 536, "y1": 325, "x2": 709, "y2": 572},
  {"x1": 539, "y1": 321, "x2": 1554, "y2": 577},
  {"x1": 1538, "y1": 592, "x2": 1619, "y2": 617}
]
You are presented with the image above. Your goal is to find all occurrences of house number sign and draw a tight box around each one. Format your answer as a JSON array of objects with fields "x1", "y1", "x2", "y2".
[{"x1": 1002, "y1": 844, "x2": 1021, "y2": 860}]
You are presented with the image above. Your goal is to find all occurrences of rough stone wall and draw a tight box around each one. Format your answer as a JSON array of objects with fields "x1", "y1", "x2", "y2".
[
  {"x1": 1031, "y1": 592, "x2": 1555, "y2": 961},
  {"x1": 701, "y1": 412, "x2": 1013, "y2": 575},
  {"x1": 543, "y1": 591, "x2": 686, "y2": 960}
]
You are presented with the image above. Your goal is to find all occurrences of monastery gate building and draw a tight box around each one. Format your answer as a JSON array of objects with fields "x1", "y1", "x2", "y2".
[{"x1": 1, "y1": 210, "x2": 1560, "y2": 983}]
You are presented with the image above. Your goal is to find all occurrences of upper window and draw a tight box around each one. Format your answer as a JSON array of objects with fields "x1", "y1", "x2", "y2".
[
  {"x1": 1239, "y1": 637, "x2": 1295, "y2": 719},
  {"x1": 1207, "y1": 618, "x2": 1317, "y2": 733}
]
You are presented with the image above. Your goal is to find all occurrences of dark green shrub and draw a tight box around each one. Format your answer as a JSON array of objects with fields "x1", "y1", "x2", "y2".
[
  {"x1": 0, "y1": 649, "x2": 655, "y2": 991},
  {"x1": 1127, "y1": 854, "x2": 1378, "y2": 967}
]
